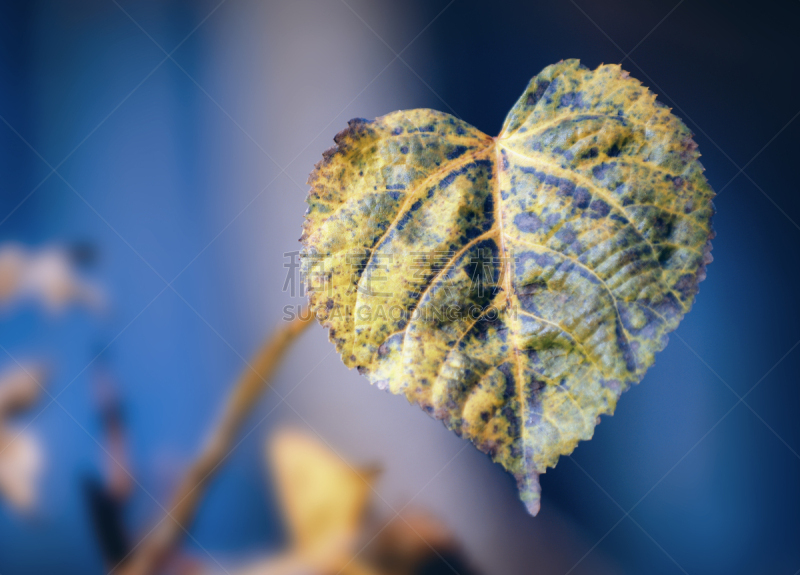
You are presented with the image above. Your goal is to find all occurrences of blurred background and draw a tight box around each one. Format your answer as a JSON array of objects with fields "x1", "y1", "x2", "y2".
[{"x1": 1, "y1": 0, "x2": 799, "y2": 573}]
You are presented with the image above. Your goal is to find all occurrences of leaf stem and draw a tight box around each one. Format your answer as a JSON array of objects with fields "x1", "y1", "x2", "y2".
[{"x1": 119, "y1": 309, "x2": 314, "y2": 575}]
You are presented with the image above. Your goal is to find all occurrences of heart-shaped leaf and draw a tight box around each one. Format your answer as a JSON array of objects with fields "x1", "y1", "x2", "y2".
[{"x1": 301, "y1": 60, "x2": 714, "y2": 515}]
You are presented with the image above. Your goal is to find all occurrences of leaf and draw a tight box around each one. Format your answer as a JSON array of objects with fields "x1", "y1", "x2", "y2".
[
  {"x1": 0, "y1": 430, "x2": 42, "y2": 511},
  {"x1": 0, "y1": 243, "x2": 103, "y2": 312},
  {"x1": 0, "y1": 364, "x2": 46, "y2": 511},
  {"x1": 301, "y1": 60, "x2": 715, "y2": 515},
  {"x1": 211, "y1": 430, "x2": 475, "y2": 575},
  {"x1": 200, "y1": 430, "x2": 383, "y2": 575},
  {"x1": 268, "y1": 429, "x2": 376, "y2": 556}
]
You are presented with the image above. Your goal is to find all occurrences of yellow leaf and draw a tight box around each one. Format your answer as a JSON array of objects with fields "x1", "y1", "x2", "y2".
[
  {"x1": 268, "y1": 429, "x2": 376, "y2": 555},
  {"x1": 204, "y1": 431, "x2": 380, "y2": 575},
  {"x1": 231, "y1": 553, "x2": 380, "y2": 575},
  {"x1": 301, "y1": 60, "x2": 715, "y2": 515}
]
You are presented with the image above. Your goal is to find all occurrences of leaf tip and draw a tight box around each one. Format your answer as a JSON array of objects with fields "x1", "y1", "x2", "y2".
[{"x1": 517, "y1": 470, "x2": 542, "y2": 517}]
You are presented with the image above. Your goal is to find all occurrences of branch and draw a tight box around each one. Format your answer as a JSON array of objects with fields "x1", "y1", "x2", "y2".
[{"x1": 119, "y1": 309, "x2": 314, "y2": 575}]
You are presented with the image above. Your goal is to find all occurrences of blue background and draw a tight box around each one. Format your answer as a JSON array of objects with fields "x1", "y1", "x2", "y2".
[{"x1": 1, "y1": 1, "x2": 798, "y2": 574}]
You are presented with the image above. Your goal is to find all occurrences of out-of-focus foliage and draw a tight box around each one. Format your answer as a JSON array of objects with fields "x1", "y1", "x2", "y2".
[
  {"x1": 302, "y1": 60, "x2": 715, "y2": 515},
  {"x1": 0, "y1": 243, "x2": 102, "y2": 313},
  {"x1": 0, "y1": 242, "x2": 102, "y2": 512},
  {"x1": 222, "y1": 429, "x2": 379, "y2": 575},
  {"x1": 209, "y1": 429, "x2": 477, "y2": 575},
  {"x1": 0, "y1": 364, "x2": 46, "y2": 511},
  {"x1": 267, "y1": 429, "x2": 377, "y2": 572}
]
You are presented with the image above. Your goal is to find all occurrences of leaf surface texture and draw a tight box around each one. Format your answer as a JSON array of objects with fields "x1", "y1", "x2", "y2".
[{"x1": 301, "y1": 60, "x2": 715, "y2": 515}]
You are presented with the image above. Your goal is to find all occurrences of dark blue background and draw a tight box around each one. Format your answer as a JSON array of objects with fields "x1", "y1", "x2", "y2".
[{"x1": 1, "y1": 1, "x2": 798, "y2": 574}]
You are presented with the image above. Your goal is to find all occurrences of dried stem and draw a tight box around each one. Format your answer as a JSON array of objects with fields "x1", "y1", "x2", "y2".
[{"x1": 119, "y1": 309, "x2": 314, "y2": 575}]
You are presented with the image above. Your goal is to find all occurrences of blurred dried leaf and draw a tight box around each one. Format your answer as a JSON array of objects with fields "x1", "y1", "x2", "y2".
[
  {"x1": 0, "y1": 243, "x2": 103, "y2": 312},
  {"x1": 199, "y1": 430, "x2": 475, "y2": 575},
  {"x1": 0, "y1": 430, "x2": 42, "y2": 511},
  {"x1": 0, "y1": 363, "x2": 44, "y2": 417},
  {"x1": 0, "y1": 364, "x2": 46, "y2": 510},
  {"x1": 201, "y1": 430, "x2": 378, "y2": 575},
  {"x1": 269, "y1": 429, "x2": 376, "y2": 558},
  {"x1": 302, "y1": 60, "x2": 715, "y2": 515}
]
